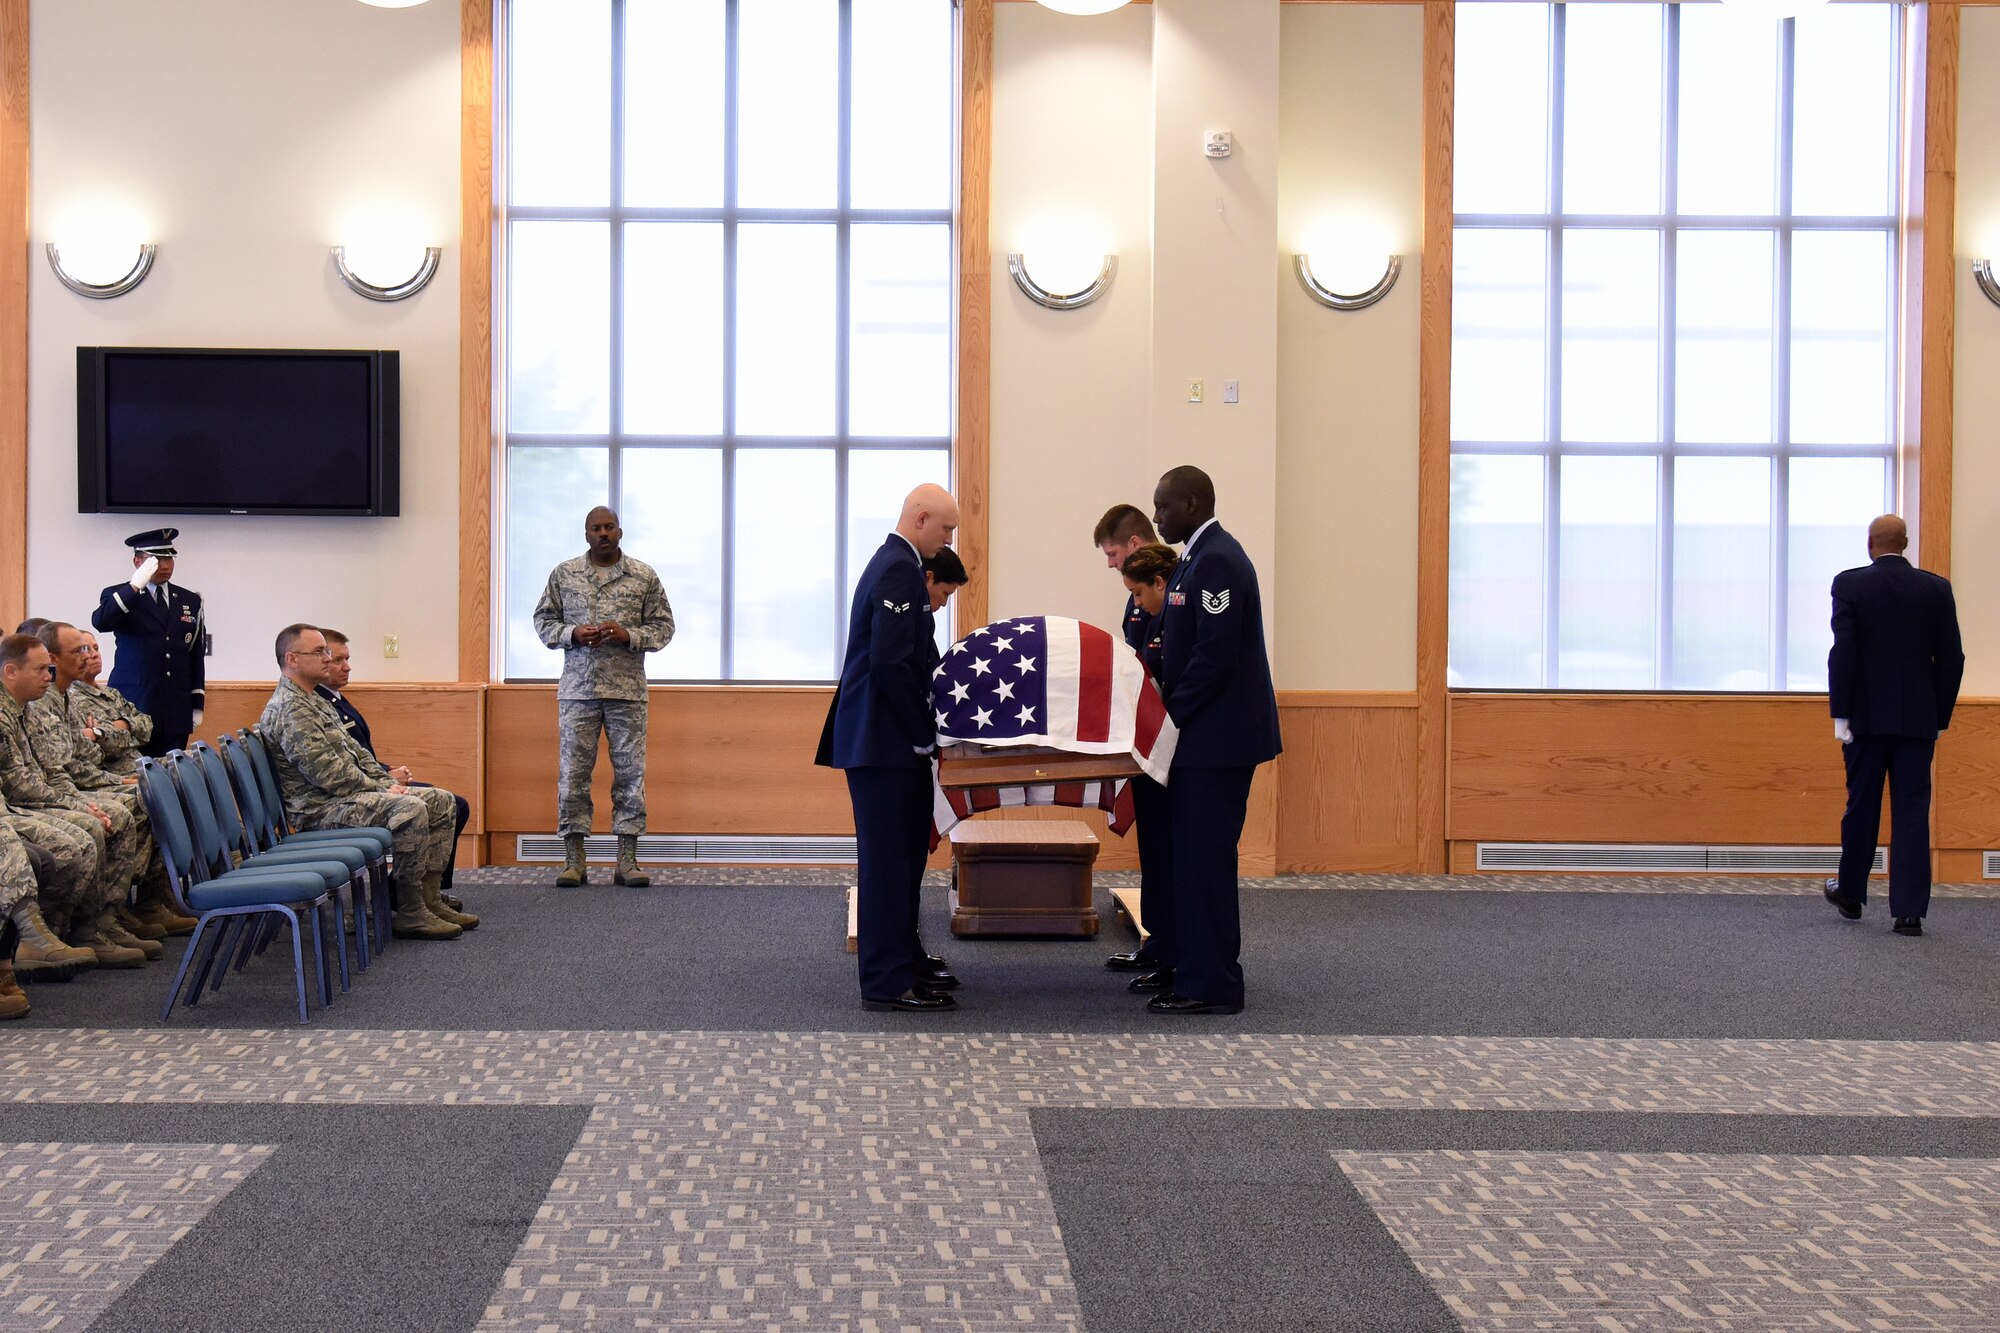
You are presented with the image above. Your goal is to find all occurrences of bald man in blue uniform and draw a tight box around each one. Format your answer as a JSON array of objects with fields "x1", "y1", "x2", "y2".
[
  {"x1": 817, "y1": 484, "x2": 961, "y2": 1013},
  {"x1": 91, "y1": 529, "x2": 205, "y2": 755}
]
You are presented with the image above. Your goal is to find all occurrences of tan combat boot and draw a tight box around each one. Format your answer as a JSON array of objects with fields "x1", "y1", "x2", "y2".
[
  {"x1": 102, "y1": 919, "x2": 164, "y2": 961},
  {"x1": 554, "y1": 834, "x2": 587, "y2": 888},
  {"x1": 10, "y1": 901, "x2": 96, "y2": 980},
  {"x1": 115, "y1": 903, "x2": 169, "y2": 941},
  {"x1": 614, "y1": 835, "x2": 649, "y2": 888},
  {"x1": 0, "y1": 969, "x2": 28, "y2": 1020},
  {"x1": 391, "y1": 877, "x2": 461, "y2": 941},
  {"x1": 422, "y1": 873, "x2": 479, "y2": 930},
  {"x1": 72, "y1": 913, "x2": 148, "y2": 969}
]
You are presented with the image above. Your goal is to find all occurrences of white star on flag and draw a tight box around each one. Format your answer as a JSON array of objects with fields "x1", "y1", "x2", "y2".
[
  {"x1": 971, "y1": 706, "x2": 994, "y2": 729},
  {"x1": 992, "y1": 635, "x2": 1014, "y2": 652},
  {"x1": 1015, "y1": 656, "x2": 1037, "y2": 674},
  {"x1": 969, "y1": 657, "x2": 992, "y2": 677},
  {"x1": 951, "y1": 642, "x2": 969, "y2": 654},
  {"x1": 1016, "y1": 705, "x2": 1036, "y2": 724},
  {"x1": 935, "y1": 709, "x2": 949, "y2": 728},
  {"x1": 1013, "y1": 622, "x2": 1037, "y2": 634},
  {"x1": 948, "y1": 680, "x2": 971, "y2": 703},
  {"x1": 994, "y1": 679, "x2": 1016, "y2": 701}
]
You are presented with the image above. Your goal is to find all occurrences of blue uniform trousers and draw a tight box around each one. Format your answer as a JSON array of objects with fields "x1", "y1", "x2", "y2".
[
  {"x1": 847, "y1": 766, "x2": 933, "y2": 1001},
  {"x1": 1837, "y1": 735, "x2": 1935, "y2": 920},
  {"x1": 1130, "y1": 774, "x2": 1172, "y2": 967},
  {"x1": 1165, "y1": 765, "x2": 1254, "y2": 1007}
]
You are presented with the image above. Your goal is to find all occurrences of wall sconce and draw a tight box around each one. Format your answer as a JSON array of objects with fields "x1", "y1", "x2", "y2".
[
  {"x1": 1007, "y1": 252, "x2": 1117, "y2": 311},
  {"x1": 46, "y1": 241, "x2": 157, "y2": 299},
  {"x1": 332, "y1": 244, "x2": 442, "y2": 302},
  {"x1": 1294, "y1": 253, "x2": 1402, "y2": 312},
  {"x1": 1033, "y1": 0, "x2": 1132, "y2": 13},
  {"x1": 1976, "y1": 259, "x2": 2000, "y2": 308}
]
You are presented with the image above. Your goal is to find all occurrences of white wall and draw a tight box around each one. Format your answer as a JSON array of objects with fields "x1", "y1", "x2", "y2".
[
  {"x1": 1275, "y1": 4, "x2": 1422, "y2": 691},
  {"x1": 987, "y1": 2, "x2": 1154, "y2": 632},
  {"x1": 28, "y1": 0, "x2": 461, "y2": 683},
  {"x1": 1956, "y1": 8, "x2": 2000, "y2": 695}
]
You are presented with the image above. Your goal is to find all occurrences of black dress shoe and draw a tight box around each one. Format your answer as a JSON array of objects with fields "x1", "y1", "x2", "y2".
[
  {"x1": 1105, "y1": 950, "x2": 1159, "y2": 973},
  {"x1": 1128, "y1": 968, "x2": 1175, "y2": 993},
  {"x1": 443, "y1": 893, "x2": 465, "y2": 911},
  {"x1": 1823, "y1": 879, "x2": 1862, "y2": 920},
  {"x1": 920, "y1": 966, "x2": 961, "y2": 991},
  {"x1": 1894, "y1": 917, "x2": 1924, "y2": 936},
  {"x1": 1146, "y1": 992, "x2": 1243, "y2": 1016},
  {"x1": 924, "y1": 952, "x2": 949, "y2": 970},
  {"x1": 863, "y1": 989, "x2": 958, "y2": 1012}
]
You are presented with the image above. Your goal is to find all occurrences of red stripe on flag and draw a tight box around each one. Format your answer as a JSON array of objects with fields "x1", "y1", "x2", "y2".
[
  {"x1": 1133, "y1": 679, "x2": 1166, "y2": 759},
  {"x1": 1076, "y1": 623, "x2": 1113, "y2": 743},
  {"x1": 1054, "y1": 781, "x2": 1085, "y2": 806},
  {"x1": 1108, "y1": 780, "x2": 1135, "y2": 835},
  {"x1": 971, "y1": 787, "x2": 1003, "y2": 813}
]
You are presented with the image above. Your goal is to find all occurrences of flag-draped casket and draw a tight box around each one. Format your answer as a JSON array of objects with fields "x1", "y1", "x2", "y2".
[{"x1": 929, "y1": 616, "x2": 1177, "y2": 836}]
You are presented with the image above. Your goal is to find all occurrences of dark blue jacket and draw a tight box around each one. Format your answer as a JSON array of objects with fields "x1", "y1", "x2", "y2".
[
  {"x1": 819, "y1": 536, "x2": 935, "y2": 770},
  {"x1": 316, "y1": 685, "x2": 376, "y2": 757},
  {"x1": 91, "y1": 581, "x2": 205, "y2": 737},
  {"x1": 1828, "y1": 554, "x2": 1964, "y2": 739},
  {"x1": 1121, "y1": 593, "x2": 1148, "y2": 652},
  {"x1": 1156, "y1": 523, "x2": 1281, "y2": 769}
]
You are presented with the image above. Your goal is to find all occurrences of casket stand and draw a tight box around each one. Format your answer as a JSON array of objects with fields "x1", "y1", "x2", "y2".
[{"x1": 937, "y1": 743, "x2": 1142, "y2": 939}]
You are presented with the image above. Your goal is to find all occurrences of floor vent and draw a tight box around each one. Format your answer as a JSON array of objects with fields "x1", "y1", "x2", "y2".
[
  {"x1": 1476, "y1": 843, "x2": 1884, "y2": 874},
  {"x1": 1985, "y1": 851, "x2": 2000, "y2": 880},
  {"x1": 516, "y1": 834, "x2": 857, "y2": 865}
]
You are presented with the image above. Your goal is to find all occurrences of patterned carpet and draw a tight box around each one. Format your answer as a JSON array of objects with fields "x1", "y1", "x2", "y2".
[{"x1": 0, "y1": 871, "x2": 1995, "y2": 1330}]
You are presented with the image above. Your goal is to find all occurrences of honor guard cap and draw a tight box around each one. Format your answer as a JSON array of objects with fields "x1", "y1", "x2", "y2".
[{"x1": 124, "y1": 528, "x2": 178, "y2": 558}]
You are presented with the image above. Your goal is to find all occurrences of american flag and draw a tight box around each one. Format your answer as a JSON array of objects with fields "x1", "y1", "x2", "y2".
[{"x1": 931, "y1": 616, "x2": 1176, "y2": 783}]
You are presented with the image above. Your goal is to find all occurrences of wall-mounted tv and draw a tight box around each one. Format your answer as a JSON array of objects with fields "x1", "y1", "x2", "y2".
[{"x1": 77, "y1": 346, "x2": 400, "y2": 516}]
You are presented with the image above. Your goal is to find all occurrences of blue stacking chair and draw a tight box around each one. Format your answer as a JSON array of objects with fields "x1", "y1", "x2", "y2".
[
  {"x1": 135, "y1": 758, "x2": 334, "y2": 1024},
  {"x1": 168, "y1": 751, "x2": 359, "y2": 1007},
  {"x1": 217, "y1": 732, "x2": 393, "y2": 955},
  {"x1": 235, "y1": 730, "x2": 397, "y2": 949},
  {"x1": 186, "y1": 743, "x2": 377, "y2": 979}
]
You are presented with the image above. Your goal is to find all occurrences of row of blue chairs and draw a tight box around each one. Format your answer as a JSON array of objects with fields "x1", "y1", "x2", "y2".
[{"x1": 134, "y1": 729, "x2": 397, "y2": 1023}]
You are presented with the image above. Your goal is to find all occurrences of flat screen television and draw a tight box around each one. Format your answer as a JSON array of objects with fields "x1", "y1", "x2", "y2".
[{"x1": 77, "y1": 346, "x2": 400, "y2": 516}]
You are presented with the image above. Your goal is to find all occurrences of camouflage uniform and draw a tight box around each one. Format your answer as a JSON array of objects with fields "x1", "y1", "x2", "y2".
[
  {"x1": 258, "y1": 677, "x2": 458, "y2": 898},
  {"x1": 27, "y1": 689, "x2": 171, "y2": 900},
  {"x1": 68, "y1": 679, "x2": 153, "y2": 777},
  {"x1": 532, "y1": 554, "x2": 675, "y2": 835},
  {"x1": 0, "y1": 689, "x2": 136, "y2": 923},
  {"x1": 0, "y1": 811, "x2": 37, "y2": 920}
]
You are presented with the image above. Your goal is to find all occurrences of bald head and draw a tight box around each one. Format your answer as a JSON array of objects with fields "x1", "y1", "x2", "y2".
[
  {"x1": 1867, "y1": 513, "x2": 1908, "y2": 559},
  {"x1": 897, "y1": 484, "x2": 960, "y2": 559}
]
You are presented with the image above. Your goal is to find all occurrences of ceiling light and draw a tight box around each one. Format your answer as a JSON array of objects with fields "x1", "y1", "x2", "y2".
[
  {"x1": 358, "y1": 0, "x2": 431, "y2": 8},
  {"x1": 1034, "y1": 0, "x2": 1133, "y2": 15}
]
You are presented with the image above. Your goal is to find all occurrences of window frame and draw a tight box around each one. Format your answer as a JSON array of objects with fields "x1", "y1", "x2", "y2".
[
  {"x1": 497, "y1": 0, "x2": 960, "y2": 685},
  {"x1": 1448, "y1": 0, "x2": 1902, "y2": 694}
]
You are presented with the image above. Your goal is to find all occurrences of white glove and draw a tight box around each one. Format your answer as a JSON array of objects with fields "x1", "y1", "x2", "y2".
[
  {"x1": 128, "y1": 556, "x2": 159, "y2": 591},
  {"x1": 192, "y1": 708, "x2": 205, "y2": 732},
  {"x1": 1833, "y1": 718, "x2": 1852, "y2": 745}
]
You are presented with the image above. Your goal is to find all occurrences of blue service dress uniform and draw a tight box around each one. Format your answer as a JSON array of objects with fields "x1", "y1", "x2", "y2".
[
  {"x1": 1154, "y1": 522, "x2": 1282, "y2": 1008},
  {"x1": 1128, "y1": 603, "x2": 1173, "y2": 971},
  {"x1": 91, "y1": 581, "x2": 205, "y2": 755},
  {"x1": 817, "y1": 534, "x2": 937, "y2": 1002}
]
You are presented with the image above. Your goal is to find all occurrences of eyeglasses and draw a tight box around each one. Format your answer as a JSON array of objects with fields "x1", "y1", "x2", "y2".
[{"x1": 288, "y1": 647, "x2": 332, "y2": 659}]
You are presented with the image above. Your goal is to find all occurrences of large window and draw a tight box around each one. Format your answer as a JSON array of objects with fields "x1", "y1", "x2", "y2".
[
  {"x1": 501, "y1": 0, "x2": 956, "y2": 681},
  {"x1": 1449, "y1": 2, "x2": 1901, "y2": 691}
]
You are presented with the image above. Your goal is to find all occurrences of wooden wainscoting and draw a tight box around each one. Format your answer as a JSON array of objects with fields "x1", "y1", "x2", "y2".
[
  {"x1": 198, "y1": 680, "x2": 488, "y2": 865},
  {"x1": 1448, "y1": 694, "x2": 1846, "y2": 849},
  {"x1": 1935, "y1": 699, "x2": 2000, "y2": 856},
  {"x1": 1276, "y1": 692, "x2": 1422, "y2": 872},
  {"x1": 482, "y1": 684, "x2": 854, "y2": 863}
]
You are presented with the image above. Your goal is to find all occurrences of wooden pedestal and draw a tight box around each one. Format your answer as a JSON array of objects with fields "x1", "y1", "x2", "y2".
[{"x1": 950, "y1": 820, "x2": 1100, "y2": 938}]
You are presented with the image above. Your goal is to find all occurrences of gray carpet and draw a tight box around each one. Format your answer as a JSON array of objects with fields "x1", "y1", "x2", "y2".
[
  {"x1": 0, "y1": 1102, "x2": 589, "y2": 1333},
  {"x1": 1032, "y1": 1108, "x2": 2000, "y2": 1333},
  {"x1": 16, "y1": 879, "x2": 2000, "y2": 1038}
]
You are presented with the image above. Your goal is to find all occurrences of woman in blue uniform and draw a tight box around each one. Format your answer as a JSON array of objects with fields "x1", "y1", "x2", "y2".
[{"x1": 1116, "y1": 542, "x2": 1178, "y2": 1000}]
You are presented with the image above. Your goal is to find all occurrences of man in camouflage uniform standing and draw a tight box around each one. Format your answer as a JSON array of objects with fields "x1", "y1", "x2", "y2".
[
  {"x1": 0, "y1": 634, "x2": 146, "y2": 967},
  {"x1": 260, "y1": 625, "x2": 474, "y2": 941},
  {"x1": 70, "y1": 630, "x2": 153, "y2": 778},
  {"x1": 532, "y1": 506, "x2": 675, "y2": 887}
]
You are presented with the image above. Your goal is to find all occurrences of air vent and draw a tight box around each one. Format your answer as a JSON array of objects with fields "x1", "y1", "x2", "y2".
[
  {"x1": 1476, "y1": 843, "x2": 1884, "y2": 874},
  {"x1": 516, "y1": 834, "x2": 856, "y2": 865},
  {"x1": 1984, "y1": 851, "x2": 2000, "y2": 880}
]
